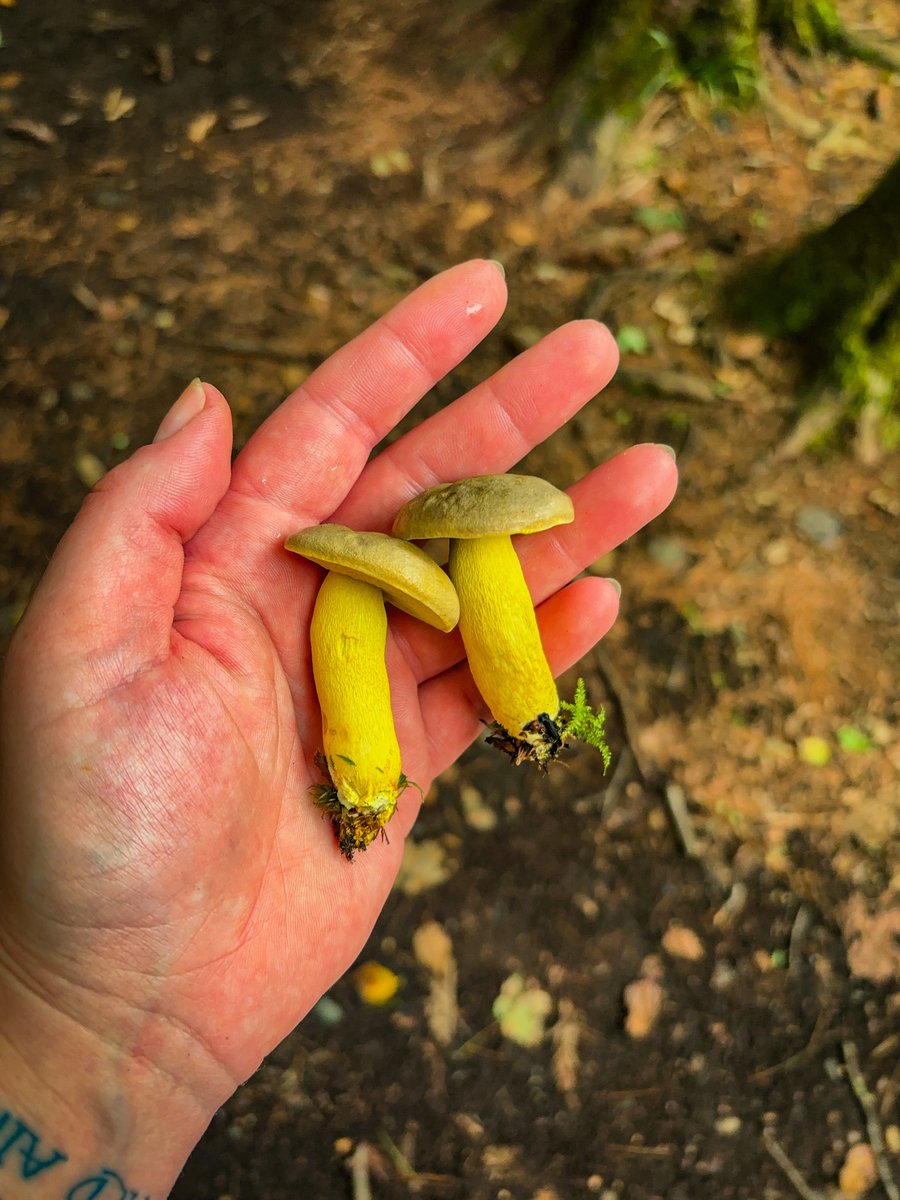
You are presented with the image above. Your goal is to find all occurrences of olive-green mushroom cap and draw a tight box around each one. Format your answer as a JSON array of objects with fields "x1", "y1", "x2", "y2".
[
  {"x1": 284, "y1": 524, "x2": 459, "y2": 632},
  {"x1": 392, "y1": 474, "x2": 574, "y2": 541}
]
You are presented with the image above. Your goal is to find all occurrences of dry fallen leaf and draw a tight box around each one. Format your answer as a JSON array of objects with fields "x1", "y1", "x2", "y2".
[
  {"x1": 460, "y1": 783, "x2": 497, "y2": 831},
  {"x1": 492, "y1": 974, "x2": 553, "y2": 1048},
  {"x1": 455, "y1": 199, "x2": 494, "y2": 231},
  {"x1": 227, "y1": 109, "x2": 269, "y2": 132},
  {"x1": 504, "y1": 218, "x2": 539, "y2": 247},
  {"x1": 6, "y1": 117, "x2": 57, "y2": 145},
  {"x1": 369, "y1": 147, "x2": 413, "y2": 177},
  {"x1": 413, "y1": 921, "x2": 458, "y2": 1046},
  {"x1": 623, "y1": 977, "x2": 665, "y2": 1039},
  {"x1": 481, "y1": 1144, "x2": 521, "y2": 1181},
  {"x1": 662, "y1": 923, "x2": 705, "y2": 962},
  {"x1": 394, "y1": 838, "x2": 455, "y2": 895},
  {"x1": 838, "y1": 1142, "x2": 877, "y2": 1196},
  {"x1": 842, "y1": 894, "x2": 900, "y2": 984},
  {"x1": 102, "y1": 88, "x2": 136, "y2": 122},
  {"x1": 413, "y1": 920, "x2": 453, "y2": 978},
  {"x1": 186, "y1": 111, "x2": 218, "y2": 145},
  {"x1": 353, "y1": 961, "x2": 399, "y2": 1006},
  {"x1": 551, "y1": 999, "x2": 581, "y2": 1101}
]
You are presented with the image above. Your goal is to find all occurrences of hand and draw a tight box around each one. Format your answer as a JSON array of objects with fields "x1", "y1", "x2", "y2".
[{"x1": 0, "y1": 260, "x2": 676, "y2": 1190}]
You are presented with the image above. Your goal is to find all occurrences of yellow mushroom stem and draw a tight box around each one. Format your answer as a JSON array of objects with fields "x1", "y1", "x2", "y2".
[
  {"x1": 449, "y1": 533, "x2": 559, "y2": 748},
  {"x1": 309, "y1": 572, "x2": 403, "y2": 853}
]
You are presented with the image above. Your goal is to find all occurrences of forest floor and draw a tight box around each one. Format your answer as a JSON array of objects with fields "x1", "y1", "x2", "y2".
[{"x1": 1, "y1": 1, "x2": 898, "y2": 1197}]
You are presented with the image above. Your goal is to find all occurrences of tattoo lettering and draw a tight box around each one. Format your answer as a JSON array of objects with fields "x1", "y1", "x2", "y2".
[
  {"x1": 0, "y1": 1110, "x2": 67, "y2": 1178},
  {"x1": 66, "y1": 1168, "x2": 150, "y2": 1200},
  {"x1": 0, "y1": 1109, "x2": 150, "y2": 1199}
]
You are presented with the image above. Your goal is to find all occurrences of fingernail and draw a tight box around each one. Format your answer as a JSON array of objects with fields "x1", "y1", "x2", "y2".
[
  {"x1": 604, "y1": 577, "x2": 622, "y2": 598},
  {"x1": 154, "y1": 378, "x2": 206, "y2": 443},
  {"x1": 656, "y1": 443, "x2": 677, "y2": 460},
  {"x1": 488, "y1": 258, "x2": 506, "y2": 279}
]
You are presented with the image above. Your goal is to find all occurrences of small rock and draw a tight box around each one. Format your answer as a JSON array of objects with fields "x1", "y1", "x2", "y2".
[
  {"x1": 710, "y1": 960, "x2": 737, "y2": 991},
  {"x1": 662, "y1": 923, "x2": 705, "y2": 961},
  {"x1": 67, "y1": 381, "x2": 95, "y2": 404},
  {"x1": 92, "y1": 188, "x2": 130, "y2": 209},
  {"x1": 794, "y1": 504, "x2": 842, "y2": 547},
  {"x1": 648, "y1": 536, "x2": 690, "y2": 573},
  {"x1": 154, "y1": 309, "x2": 176, "y2": 330},
  {"x1": 312, "y1": 995, "x2": 343, "y2": 1025}
]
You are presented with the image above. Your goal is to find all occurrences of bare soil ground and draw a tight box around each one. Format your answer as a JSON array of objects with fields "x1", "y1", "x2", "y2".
[{"x1": 1, "y1": 1, "x2": 898, "y2": 1196}]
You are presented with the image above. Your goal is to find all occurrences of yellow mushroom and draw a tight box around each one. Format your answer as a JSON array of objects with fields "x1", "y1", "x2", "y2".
[
  {"x1": 392, "y1": 474, "x2": 576, "y2": 766},
  {"x1": 284, "y1": 524, "x2": 459, "y2": 859}
]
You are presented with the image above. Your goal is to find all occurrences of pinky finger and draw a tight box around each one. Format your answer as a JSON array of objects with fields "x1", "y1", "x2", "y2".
[{"x1": 417, "y1": 575, "x2": 620, "y2": 780}]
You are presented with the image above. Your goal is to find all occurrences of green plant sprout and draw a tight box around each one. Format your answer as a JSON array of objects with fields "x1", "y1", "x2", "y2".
[{"x1": 557, "y1": 677, "x2": 612, "y2": 772}]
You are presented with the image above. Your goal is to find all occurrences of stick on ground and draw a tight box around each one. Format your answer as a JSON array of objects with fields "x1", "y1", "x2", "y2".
[{"x1": 842, "y1": 1040, "x2": 900, "y2": 1200}]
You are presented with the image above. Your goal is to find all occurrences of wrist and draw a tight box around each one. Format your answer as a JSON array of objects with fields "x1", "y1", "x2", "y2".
[{"x1": 0, "y1": 960, "x2": 224, "y2": 1197}]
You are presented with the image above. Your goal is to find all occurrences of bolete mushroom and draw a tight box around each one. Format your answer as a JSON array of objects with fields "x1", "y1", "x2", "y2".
[
  {"x1": 392, "y1": 474, "x2": 609, "y2": 768},
  {"x1": 285, "y1": 524, "x2": 459, "y2": 859}
]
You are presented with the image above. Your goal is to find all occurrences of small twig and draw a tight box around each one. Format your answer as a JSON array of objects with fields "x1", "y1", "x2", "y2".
[
  {"x1": 762, "y1": 1127, "x2": 827, "y2": 1200},
  {"x1": 662, "y1": 782, "x2": 701, "y2": 859},
  {"x1": 599, "y1": 744, "x2": 635, "y2": 816},
  {"x1": 713, "y1": 881, "x2": 748, "y2": 928},
  {"x1": 617, "y1": 365, "x2": 726, "y2": 405},
  {"x1": 606, "y1": 1142, "x2": 673, "y2": 1156},
  {"x1": 842, "y1": 1040, "x2": 900, "y2": 1200},
  {"x1": 350, "y1": 1143, "x2": 373, "y2": 1200},
  {"x1": 787, "y1": 903, "x2": 813, "y2": 971},
  {"x1": 377, "y1": 1129, "x2": 454, "y2": 1185},
  {"x1": 171, "y1": 334, "x2": 320, "y2": 365},
  {"x1": 748, "y1": 1003, "x2": 835, "y2": 1084}
]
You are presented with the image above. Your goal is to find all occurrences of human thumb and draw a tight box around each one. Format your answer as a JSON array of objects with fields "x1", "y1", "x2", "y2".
[{"x1": 13, "y1": 379, "x2": 234, "y2": 680}]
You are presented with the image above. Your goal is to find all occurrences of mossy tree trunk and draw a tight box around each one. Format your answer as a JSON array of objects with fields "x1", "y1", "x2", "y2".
[
  {"x1": 498, "y1": 0, "x2": 899, "y2": 155},
  {"x1": 726, "y1": 155, "x2": 900, "y2": 451}
]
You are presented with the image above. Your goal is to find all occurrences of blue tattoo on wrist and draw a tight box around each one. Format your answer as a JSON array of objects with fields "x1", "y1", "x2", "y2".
[{"x1": 0, "y1": 1108, "x2": 151, "y2": 1198}]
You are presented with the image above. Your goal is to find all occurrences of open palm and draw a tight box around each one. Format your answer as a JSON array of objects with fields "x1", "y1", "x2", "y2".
[{"x1": 0, "y1": 261, "x2": 676, "y2": 1128}]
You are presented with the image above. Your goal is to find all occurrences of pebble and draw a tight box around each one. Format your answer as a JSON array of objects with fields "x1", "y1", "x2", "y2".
[
  {"x1": 92, "y1": 188, "x2": 130, "y2": 209},
  {"x1": 312, "y1": 994, "x2": 343, "y2": 1025},
  {"x1": 67, "y1": 380, "x2": 95, "y2": 404},
  {"x1": 648, "y1": 536, "x2": 691, "y2": 572},
  {"x1": 714, "y1": 1115, "x2": 741, "y2": 1136},
  {"x1": 75, "y1": 452, "x2": 106, "y2": 488},
  {"x1": 794, "y1": 504, "x2": 842, "y2": 547},
  {"x1": 763, "y1": 538, "x2": 790, "y2": 566}
]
